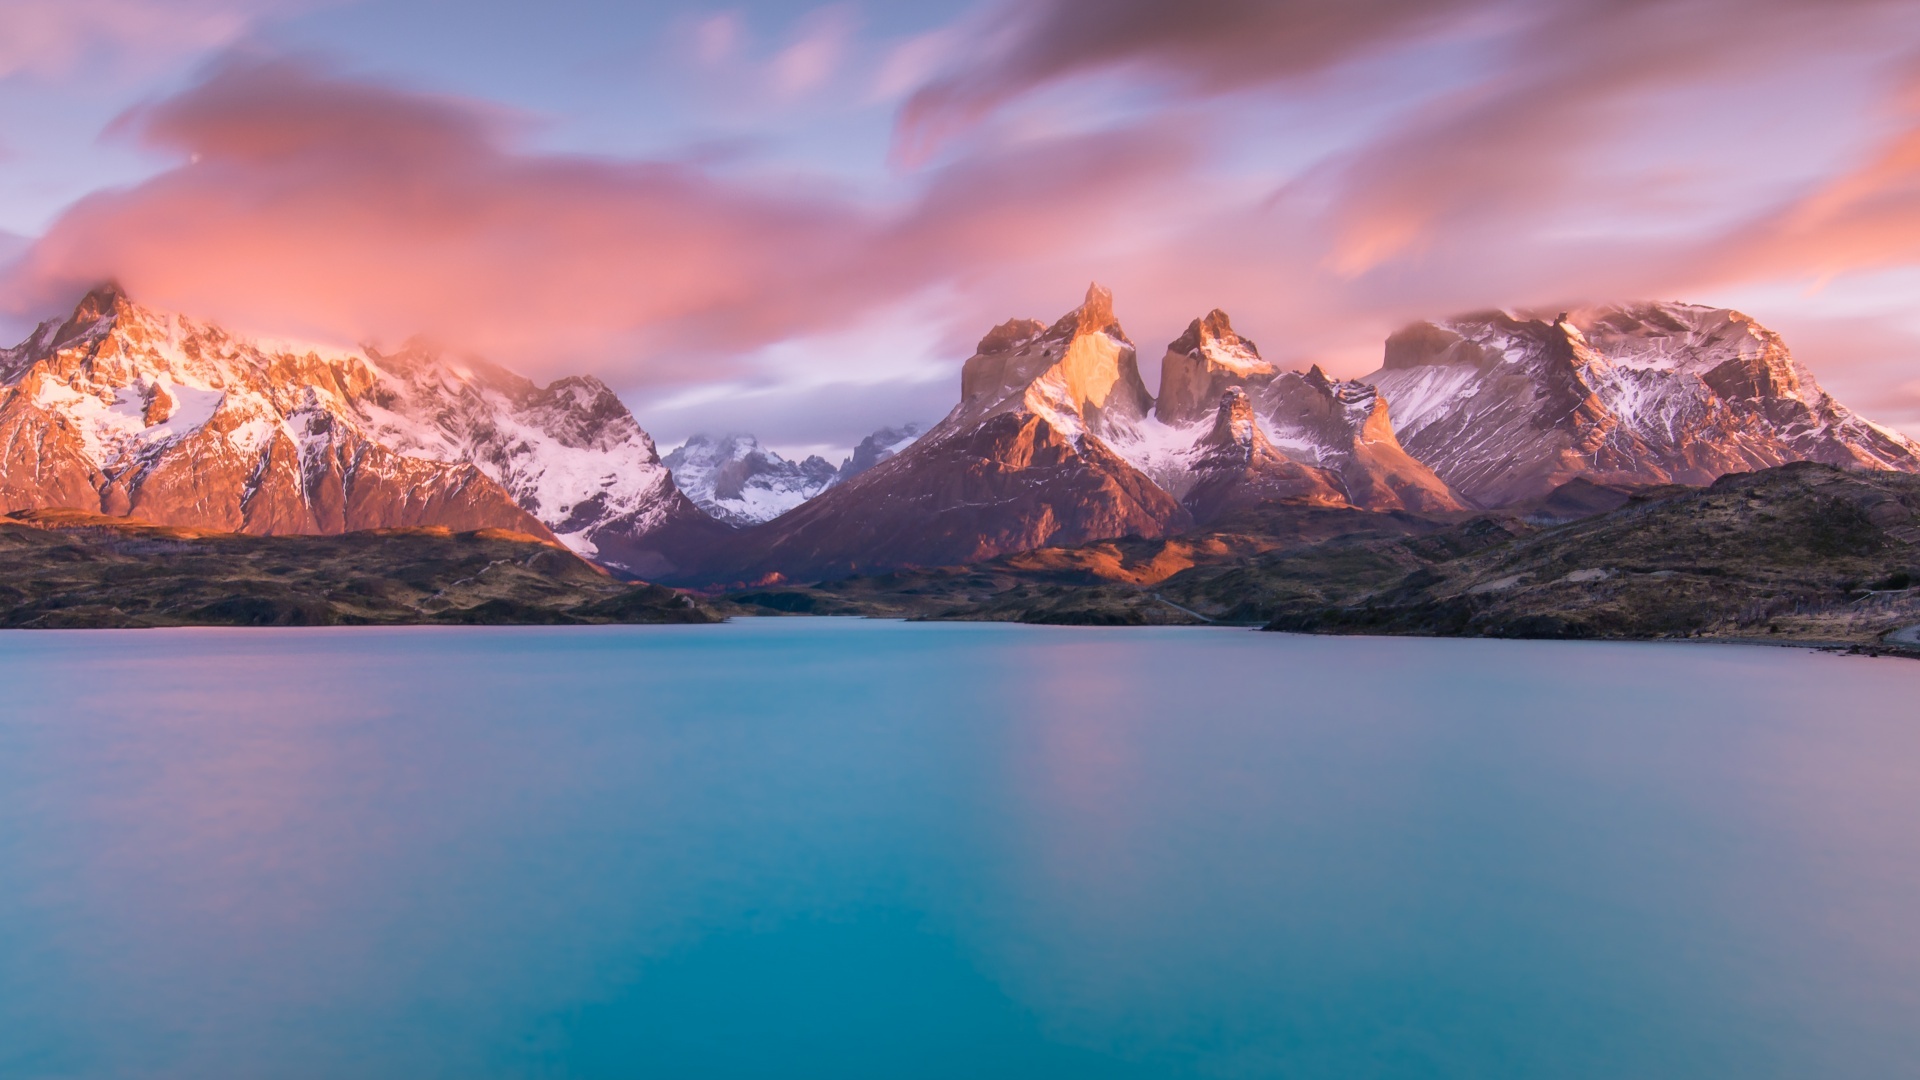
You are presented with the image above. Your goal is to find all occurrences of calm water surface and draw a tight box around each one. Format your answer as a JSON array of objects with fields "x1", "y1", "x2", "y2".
[{"x1": 2, "y1": 620, "x2": 1918, "y2": 1079}]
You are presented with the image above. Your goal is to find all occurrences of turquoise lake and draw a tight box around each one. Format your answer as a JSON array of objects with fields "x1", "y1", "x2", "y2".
[{"x1": 2, "y1": 620, "x2": 1918, "y2": 1078}]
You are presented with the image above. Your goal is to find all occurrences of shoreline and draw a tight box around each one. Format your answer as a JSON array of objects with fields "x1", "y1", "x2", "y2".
[{"x1": 5, "y1": 614, "x2": 1917, "y2": 661}]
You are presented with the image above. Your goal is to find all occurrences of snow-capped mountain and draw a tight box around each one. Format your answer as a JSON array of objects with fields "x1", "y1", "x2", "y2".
[
  {"x1": 664, "y1": 434, "x2": 837, "y2": 525},
  {"x1": 1106, "y1": 309, "x2": 1463, "y2": 513},
  {"x1": 711, "y1": 284, "x2": 1190, "y2": 584},
  {"x1": 662, "y1": 425, "x2": 930, "y2": 526},
  {"x1": 834, "y1": 423, "x2": 926, "y2": 484},
  {"x1": 13, "y1": 285, "x2": 1912, "y2": 591},
  {"x1": 1367, "y1": 303, "x2": 1920, "y2": 506},
  {"x1": 0, "y1": 285, "x2": 724, "y2": 577}
]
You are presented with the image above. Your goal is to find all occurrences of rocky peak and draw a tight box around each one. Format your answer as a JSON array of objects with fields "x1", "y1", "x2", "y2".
[
  {"x1": 977, "y1": 319, "x2": 1047, "y2": 355},
  {"x1": 951, "y1": 284, "x2": 1151, "y2": 441},
  {"x1": 1045, "y1": 282, "x2": 1123, "y2": 342},
  {"x1": 1181, "y1": 387, "x2": 1351, "y2": 522},
  {"x1": 1302, "y1": 364, "x2": 1381, "y2": 413},
  {"x1": 835, "y1": 423, "x2": 926, "y2": 484},
  {"x1": 51, "y1": 282, "x2": 132, "y2": 350},
  {"x1": 1155, "y1": 308, "x2": 1276, "y2": 425},
  {"x1": 1169, "y1": 309, "x2": 1251, "y2": 357},
  {"x1": 1197, "y1": 387, "x2": 1261, "y2": 458}
]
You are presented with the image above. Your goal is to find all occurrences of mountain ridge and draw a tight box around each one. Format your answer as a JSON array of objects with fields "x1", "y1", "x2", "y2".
[
  {"x1": 0, "y1": 284, "x2": 728, "y2": 579},
  {"x1": 1367, "y1": 302, "x2": 1920, "y2": 506}
]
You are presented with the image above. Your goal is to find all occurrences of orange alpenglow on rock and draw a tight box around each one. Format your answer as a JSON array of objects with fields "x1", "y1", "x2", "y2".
[
  {"x1": 1101, "y1": 306, "x2": 1464, "y2": 514},
  {"x1": 710, "y1": 283, "x2": 1189, "y2": 585},
  {"x1": 0, "y1": 284, "x2": 732, "y2": 577}
]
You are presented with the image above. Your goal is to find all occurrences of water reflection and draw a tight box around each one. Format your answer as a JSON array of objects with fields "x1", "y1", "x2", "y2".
[{"x1": 1, "y1": 625, "x2": 1917, "y2": 1078}]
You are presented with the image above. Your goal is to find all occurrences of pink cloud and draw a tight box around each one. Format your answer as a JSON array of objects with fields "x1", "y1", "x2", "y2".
[
  {"x1": 0, "y1": 0, "x2": 313, "y2": 79},
  {"x1": 770, "y1": 6, "x2": 855, "y2": 97},
  {"x1": 1716, "y1": 62, "x2": 1920, "y2": 285},
  {"x1": 3, "y1": 56, "x2": 907, "y2": 379},
  {"x1": 1, "y1": 55, "x2": 1194, "y2": 382}
]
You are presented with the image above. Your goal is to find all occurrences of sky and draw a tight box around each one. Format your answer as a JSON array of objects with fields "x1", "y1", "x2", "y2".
[{"x1": 3, "y1": 0, "x2": 1920, "y2": 460}]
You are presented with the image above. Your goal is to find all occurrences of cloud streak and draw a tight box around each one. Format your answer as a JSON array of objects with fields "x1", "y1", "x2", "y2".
[
  {"x1": 2, "y1": 54, "x2": 1195, "y2": 380},
  {"x1": 0, "y1": 0, "x2": 309, "y2": 79},
  {"x1": 6, "y1": 57, "x2": 902, "y2": 377},
  {"x1": 894, "y1": 0, "x2": 1489, "y2": 160}
]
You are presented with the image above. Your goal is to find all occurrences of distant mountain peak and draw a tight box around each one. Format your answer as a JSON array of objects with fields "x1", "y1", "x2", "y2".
[
  {"x1": 663, "y1": 433, "x2": 837, "y2": 526},
  {"x1": 834, "y1": 422, "x2": 926, "y2": 485}
]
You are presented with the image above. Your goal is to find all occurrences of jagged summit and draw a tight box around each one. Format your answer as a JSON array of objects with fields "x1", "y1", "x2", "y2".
[
  {"x1": 1168, "y1": 309, "x2": 1249, "y2": 356},
  {"x1": 1156, "y1": 308, "x2": 1277, "y2": 426},
  {"x1": 1110, "y1": 307, "x2": 1463, "y2": 513},
  {"x1": 951, "y1": 282, "x2": 1153, "y2": 442},
  {"x1": 976, "y1": 318, "x2": 1048, "y2": 355},
  {"x1": 663, "y1": 433, "x2": 836, "y2": 526},
  {"x1": 1046, "y1": 281, "x2": 1124, "y2": 340},
  {"x1": 697, "y1": 287, "x2": 1187, "y2": 584},
  {"x1": 59, "y1": 280, "x2": 127, "y2": 331},
  {"x1": 1264, "y1": 364, "x2": 1463, "y2": 512},
  {"x1": 1182, "y1": 387, "x2": 1348, "y2": 523},
  {"x1": 1200, "y1": 386, "x2": 1262, "y2": 453}
]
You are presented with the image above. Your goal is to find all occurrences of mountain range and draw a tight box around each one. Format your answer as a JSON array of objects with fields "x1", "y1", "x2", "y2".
[
  {"x1": 1, "y1": 283, "x2": 1914, "y2": 592},
  {"x1": 661, "y1": 424, "x2": 926, "y2": 526}
]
